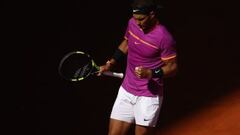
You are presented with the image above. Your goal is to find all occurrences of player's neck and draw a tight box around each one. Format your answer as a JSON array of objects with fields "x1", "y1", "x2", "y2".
[{"x1": 143, "y1": 19, "x2": 159, "y2": 34}]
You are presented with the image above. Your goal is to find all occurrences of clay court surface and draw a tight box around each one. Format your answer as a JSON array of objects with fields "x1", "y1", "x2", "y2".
[{"x1": 156, "y1": 89, "x2": 240, "y2": 135}]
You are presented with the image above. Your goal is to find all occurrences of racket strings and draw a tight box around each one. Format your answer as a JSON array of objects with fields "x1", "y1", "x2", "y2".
[{"x1": 73, "y1": 62, "x2": 92, "y2": 78}]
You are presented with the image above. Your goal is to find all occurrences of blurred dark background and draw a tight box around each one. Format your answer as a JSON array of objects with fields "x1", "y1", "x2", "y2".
[{"x1": 17, "y1": 0, "x2": 240, "y2": 134}]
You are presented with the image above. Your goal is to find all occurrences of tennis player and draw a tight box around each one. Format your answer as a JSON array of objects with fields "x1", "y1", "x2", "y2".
[{"x1": 99, "y1": 0, "x2": 177, "y2": 134}]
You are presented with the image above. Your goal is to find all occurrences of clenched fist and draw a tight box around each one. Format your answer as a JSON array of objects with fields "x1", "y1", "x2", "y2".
[{"x1": 134, "y1": 66, "x2": 152, "y2": 79}]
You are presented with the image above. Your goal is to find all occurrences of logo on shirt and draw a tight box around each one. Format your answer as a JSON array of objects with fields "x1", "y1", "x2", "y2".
[{"x1": 134, "y1": 41, "x2": 140, "y2": 45}]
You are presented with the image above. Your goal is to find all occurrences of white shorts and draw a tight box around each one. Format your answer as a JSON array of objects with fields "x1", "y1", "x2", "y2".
[{"x1": 110, "y1": 86, "x2": 163, "y2": 127}]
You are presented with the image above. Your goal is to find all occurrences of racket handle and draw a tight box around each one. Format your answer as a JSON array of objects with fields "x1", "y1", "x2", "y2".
[{"x1": 102, "y1": 71, "x2": 124, "y2": 79}]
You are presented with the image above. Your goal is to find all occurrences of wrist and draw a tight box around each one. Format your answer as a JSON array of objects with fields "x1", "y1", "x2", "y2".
[
  {"x1": 112, "y1": 48, "x2": 126, "y2": 62},
  {"x1": 152, "y1": 67, "x2": 164, "y2": 78},
  {"x1": 106, "y1": 60, "x2": 114, "y2": 65},
  {"x1": 106, "y1": 60, "x2": 114, "y2": 69}
]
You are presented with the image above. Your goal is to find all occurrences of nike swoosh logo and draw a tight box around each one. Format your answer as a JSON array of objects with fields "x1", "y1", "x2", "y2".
[
  {"x1": 155, "y1": 69, "x2": 161, "y2": 73},
  {"x1": 134, "y1": 41, "x2": 140, "y2": 45},
  {"x1": 144, "y1": 118, "x2": 151, "y2": 121},
  {"x1": 133, "y1": 9, "x2": 140, "y2": 13}
]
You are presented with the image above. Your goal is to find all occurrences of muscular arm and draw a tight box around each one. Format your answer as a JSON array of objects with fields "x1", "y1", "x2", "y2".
[
  {"x1": 98, "y1": 39, "x2": 128, "y2": 74},
  {"x1": 161, "y1": 57, "x2": 178, "y2": 78},
  {"x1": 135, "y1": 57, "x2": 177, "y2": 79},
  {"x1": 108, "y1": 39, "x2": 128, "y2": 65}
]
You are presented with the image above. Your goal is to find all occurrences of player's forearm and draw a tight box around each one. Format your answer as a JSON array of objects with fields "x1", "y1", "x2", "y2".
[
  {"x1": 151, "y1": 58, "x2": 177, "y2": 79},
  {"x1": 107, "y1": 39, "x2": 128, "y2": 67},
  {"x1": 161, "y1": 59, "x2": 177, "y2": 78},
  {"x1": 118, "y1": 39, "x2": 128, "y2": 54}
]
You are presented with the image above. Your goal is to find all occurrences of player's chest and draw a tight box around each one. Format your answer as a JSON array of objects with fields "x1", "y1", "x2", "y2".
[{"x1": 127, "y1": 33, "x2": 160, "y2": 58}]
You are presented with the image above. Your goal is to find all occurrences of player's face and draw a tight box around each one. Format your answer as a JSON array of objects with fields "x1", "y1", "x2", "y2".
[{"x1": 133, "y1": 13, "x2": 154, "y2": 31}]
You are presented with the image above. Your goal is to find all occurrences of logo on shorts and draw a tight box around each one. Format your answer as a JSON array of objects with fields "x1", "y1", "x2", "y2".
[{"x1": 144, "y1": 118, "x2": 151, "y2": 121}]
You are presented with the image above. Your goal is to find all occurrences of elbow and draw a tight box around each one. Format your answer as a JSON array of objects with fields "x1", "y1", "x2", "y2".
[
  {"x1": 168, "y1": 63, "x2": 178, "y2": 77},
  {"x1": 172, "y1": 63, "x2": 178, "y2": 77}
]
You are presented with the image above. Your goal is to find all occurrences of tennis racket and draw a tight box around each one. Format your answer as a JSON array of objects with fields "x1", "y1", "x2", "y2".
[{"x1": 58, "y1": 51, "x2": 124, "y2": 81}]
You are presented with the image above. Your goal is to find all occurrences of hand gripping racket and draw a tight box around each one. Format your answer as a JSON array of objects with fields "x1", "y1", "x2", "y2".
[{"x1": 58, "y1": 51, "x2": 124, "y2": 81}]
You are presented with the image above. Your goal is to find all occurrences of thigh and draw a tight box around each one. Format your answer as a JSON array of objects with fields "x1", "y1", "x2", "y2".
[
  {"x1": 110, "y1": 86, "x2": 135, "y2": 124},
  {"x1": 135, "y1": 125, "x2": 156, "y2": 135},
  {"x1": 108, "y1": 118, "x2": 133, "y2": 135}
]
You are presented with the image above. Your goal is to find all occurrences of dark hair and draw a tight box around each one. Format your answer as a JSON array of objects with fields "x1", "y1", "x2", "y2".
[
  {"x1": 132, "y1": 0, "x2": 155, "y2": 9},
  {"x1": 131, "y1": 0, "x2": 162, "y2": 14}
]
